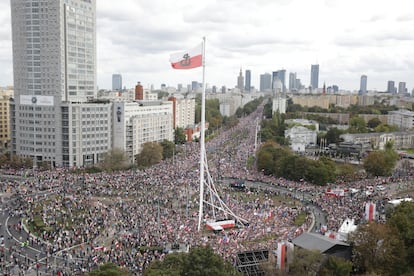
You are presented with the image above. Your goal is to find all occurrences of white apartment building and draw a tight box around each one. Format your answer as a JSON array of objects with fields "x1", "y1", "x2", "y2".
[
  {"x1": 113, "y1": 101, "x2": 173, "y2": 162},
  {"x1": 169, "y1": 97, "x2": 195, "y2": 129},
  {"x1": 388, "y1": 109, "x2": 414, "y2": 130},
  {"x1": 61, "y1": 102, "x2": 112, "y2": 167},
  {"x1": 285, "y1": 126, "x2": 317, "y2": 152},
  {"x1": 10, "y1": 0, "x2": 112, "y2": 167}
]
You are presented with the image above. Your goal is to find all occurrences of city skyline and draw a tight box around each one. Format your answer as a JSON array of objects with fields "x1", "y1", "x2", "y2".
[{"x1": 1, "y1": 0, "x2": 414, "y2": 91}]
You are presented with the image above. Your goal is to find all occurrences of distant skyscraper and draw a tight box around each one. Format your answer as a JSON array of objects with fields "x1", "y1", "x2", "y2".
[
  {"x1": 272, "y1": 70, "x2": 286, "y2": 93},
  {"x1": 191, "y1": 81, "x2": 199, "y2": 91},
  {"x1": 237, "y1": 68, "x2": 244, "y2": 91},
  {"x1": 310, "y1": 64, "x2": 319, "y2": 90},
  {"x1": 112, "y1": 74, "x2": 122, "y2": 91},
  {"x1": 360, "y1": 75, "x2": 367, "y2": 95},
  {"x1": 398, "y1": 82, "x2": 406, "y2": 94},
  {"x1": 260, "y1": 73, "x2": 272, "y2": 92},
  {"x1": 289, "y1": 72, "x2": 297, "y2": 91},
  {"x1": 245, "y1": 70, "x2": 251, "y2": 92},
  {"x1": 387, "y1": 81, "x2": 395, "y2": 94}
]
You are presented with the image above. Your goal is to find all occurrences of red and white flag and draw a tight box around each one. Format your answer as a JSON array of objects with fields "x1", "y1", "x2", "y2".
[
  {"x1": 365, "y1": 202, "x2": 376, "y2": 221},
  {"x1": 169, "y1": 43, "x2": 203, "y2": 69}
]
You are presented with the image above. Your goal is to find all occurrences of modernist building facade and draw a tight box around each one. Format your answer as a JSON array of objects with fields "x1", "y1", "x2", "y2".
[
  {"x1": 340, "y1": 131, "x2": 414, "y2": 150},
  {"x1": 388, "y1": 109, "x2": 414, "y2": 130},
  {"x1": 112, "y1": 101, "x2": 174, "y2": 163},
  {"x1": 10, "y1": 0, "x2": 115, "y2": 167}
]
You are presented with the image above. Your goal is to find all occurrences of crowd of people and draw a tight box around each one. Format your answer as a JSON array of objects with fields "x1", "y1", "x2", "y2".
[{"x1": 0, "y1": 103, "x2": 413, "y2": 275}]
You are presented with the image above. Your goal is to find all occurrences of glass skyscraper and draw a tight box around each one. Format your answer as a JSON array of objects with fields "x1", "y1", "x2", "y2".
[
  {"x1": 245, "y1": 70, "x2": 251, "y2": 92},
  {"x1": 112, "y1": 74, "x2": 123, "y2": 91},
  {"x1": 360, "y1": 75, "x2": 367, "y2": 95},
  {"x1": 310, "y1": 64, "x2": 319, "y2": 90}
]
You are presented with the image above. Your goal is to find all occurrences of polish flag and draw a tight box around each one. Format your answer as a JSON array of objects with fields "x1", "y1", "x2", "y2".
[
  {"x1": 169, "y1": 43, "x2": 203, "y2": 69},
  {"x1": 365, "y1": 202, "x2": 376, "y2": 221}
]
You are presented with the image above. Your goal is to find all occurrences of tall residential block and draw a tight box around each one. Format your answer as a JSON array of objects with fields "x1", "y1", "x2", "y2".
[
  {"x1": 310, "y1": 64, "x2": 319, "y2": 90},
  {"x1": 112, "y1": 74, "x2": 122, "y2": 91},
  {"x1": 10, "y1": 0, "x2": 112, "y2": 167}
]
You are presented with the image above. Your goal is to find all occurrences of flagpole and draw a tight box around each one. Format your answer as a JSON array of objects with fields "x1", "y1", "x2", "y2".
[{"x1": 198, "y1": 37, "x2": 206, "y2": 232}]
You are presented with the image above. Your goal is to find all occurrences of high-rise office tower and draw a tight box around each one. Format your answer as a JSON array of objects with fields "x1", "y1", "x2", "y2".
[
  {"x1": 289, "y1": 72, "x2": 297, "y2": 92},
  {"x1": 398, "y1": 82, "x2": 407, "y2": 94},
  {"x1": 11, "y1": 0, "x2": 112, "y2": 167},
  {"x1": 237, "y1": 68, "x2": 244, "y2": 91},
  {"x1": 260, "y1": 73, "x2": 272, "y2": 92},
  {"x1": 112, "y1": 74, "x2": 122, "y2": 91},
  {"x1": 245, "y1": 70, "x2": 251, "y2": 92},
  {"x1": 360, "y1": 75, "x2": 367, "y2": 95},
  {"x1": 310, "y1": 64, "x2": 319, "y2": 90},
  {"x1": 387, "y1": 81, "x2": 395, "y2": 94}
]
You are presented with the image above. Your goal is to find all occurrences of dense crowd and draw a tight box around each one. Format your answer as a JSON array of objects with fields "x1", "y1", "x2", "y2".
[{"x1": 0, "y1": 104, "x2": 412, "y2": 275}]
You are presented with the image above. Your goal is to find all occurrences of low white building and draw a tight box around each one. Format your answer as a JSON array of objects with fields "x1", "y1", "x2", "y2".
[
  {"x1": 285, "y1": 119, "x2": 319, "y2": 132},
  {"x1": 285, "y1": 126, "x2": 317, "y2": 152},
  {"x1": 388, "y1": 109, "x2": 414, "y2": 130},
  {"x1": 113, "y1": 101, "x2": 173, "y2": 162}
]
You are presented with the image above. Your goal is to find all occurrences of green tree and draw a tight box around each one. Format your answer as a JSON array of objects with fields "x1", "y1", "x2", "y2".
[
  {"x1": 174, "y1": 127, "x2": 187, "y2": 144},
  {"x1": 363, "y1": 151, "x2": 388, "y2": 176},
  {"x1": 144, "y1": 246, "x2": 241, "y2": 276},
  {"x1": 363, "y1": 144, "x2": 398, "y2": 177},
  {"x1": 289, "y1": 248, "x2": 324, "y2": 275},
  {"x1": 160, "y1": 140, "x2": 175, "y2": 160},
  {"x1": 319, "y1": 256, "x2": 352, "y2": 276},
  {"x1": 325, "y1": 127, "x2": 343, "y2": 144},
  {"x1": 367, "y1": 117, "x2": 382, "y2": 129},
  {"x1": 99, "y1": 148, "x2": 129, "y2": 171},
  {"x1": 305, "y1": 159, "x2": 335, "y2": 186},
  {"x1": 374, "y1": 123, "x2": 399, "y2": 133},
  {"x1": 348, "y1": 116, "x2": 367, "y2": 133},
  {"x1": 144, "y1": 253, "x2": 185, "y2": 276},
  {"x1": 89, "y1": 263, "x2": 131, "y2": 276},
  {"x1": 386, "y1": 202, "x2": 414, "y2": 272},
  {"x1": 136, "y1": 142, "x2": 163, "y2": 167},
  {"x1": 350, "y1": 223, "x2": 407, "y2": 275}
]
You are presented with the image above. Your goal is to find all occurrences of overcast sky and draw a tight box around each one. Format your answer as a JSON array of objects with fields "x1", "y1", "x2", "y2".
[{"x1": 1, "y1": 0, "x2": 414, "y2": 92}]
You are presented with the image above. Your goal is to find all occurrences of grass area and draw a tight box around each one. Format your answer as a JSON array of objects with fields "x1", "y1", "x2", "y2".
[{"x1": 294, "y1": 212, "x2": 307, "y2": 226}]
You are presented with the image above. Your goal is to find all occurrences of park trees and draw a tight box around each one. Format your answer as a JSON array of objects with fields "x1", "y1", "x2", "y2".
[
  {"x1": 144, "y1": 246, "x2": 241, "y2": 276},
  {"x1": 350, "y1": 222, "x2": 407, "y2": 275},
  {"x1": 160, "y1": 139, "x2": 175, "y2": 160},
  {"x1": 348, "y1": 116, "x2": 367, "y2": 133},
  {"x1": 99, "y1": 148, "x2": 129, "y2": 171},
  {"x1": 386, "y1": 201, "x2": 414, "y2": 273},
  {"x1": 174, "y1": 127, "x2": 187, "y2": 144},
  {"x1": 363, "y1": 141, "x2": 398, "y2": 176},
  {"x1": 135, "y1": 142, "x2": 163, "y2": 167}
]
